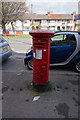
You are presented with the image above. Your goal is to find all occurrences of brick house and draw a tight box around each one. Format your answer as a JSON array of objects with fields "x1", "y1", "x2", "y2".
[
  {"x1": 15, "y1": 12, "x2": 74, "y2": 31},
  {"x1": 1, "y1": 12, "x2": 79, "y2": 34},
  {"x1": 74, "y1": 14, "x2": 80, "y2": 31}
]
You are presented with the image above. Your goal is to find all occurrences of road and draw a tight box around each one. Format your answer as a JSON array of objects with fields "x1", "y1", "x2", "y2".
[{"x1": 1, "y1": 38, "x2": 80, "y2": 119}]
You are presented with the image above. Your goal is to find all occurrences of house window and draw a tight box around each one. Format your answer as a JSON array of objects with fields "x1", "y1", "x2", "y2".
[
  {"x1": 57, "y1": 20, "x2": 61, "y2": 23},
  {"x1": 24, "y1": 26, "x2": 29, "y2": 30},
  {"x1": 76, "y1": 20, "x2": 80, "y2": 24},
  {"x1": 24, "y1": 20, "x2": 30, "y2": 24},
  {"x1": 41, "y1": 26, "x2": 47, "y2": 29},
  {"x1": 66, "y1": 26, "x2": 72, "y2": 30},
  {"x1": 62, "y1": 20, "x2": 65, "y2": 22},
  {"x1": 49, "y1": 20, "x2": 55, "y2": 23},
  {"x1": 57, "y1": 26, "x2": 60, "y2": 30},
  {"x1": 16, "y1": 20, "x2": 22, "y2": 25},
  {"x1": 62, "y1": 26, "x2": 65, "y2": 30},
  {"x1": 0, "y1": 26, "x2": 2, "y2": 30},
  {"x1": 67, "y1": 20, "x2": 70, "y2": 23},
  {"x1": 16, "y1": 26, "x2": 22, "y2": 30},
  {"x1": 75, "y1": 26, "x2": 78, "y2": 30},
  {"x1": 24, "y1": 20, "x2": 27, "y2": 23},
  {"x1": 41, "y1": 20, "x2": 47, "y2": 23},
  {"x1": 78, "y1": 26, "x2": 80, "y2": 30},
  {"x1": 32, "y1": 20, "x2": 35, "y2": 24},
  {"x1": 36, "y1": 21, "x2": 39, "y2": 23},
  {"x1": 49, "y1": 26, "x2": 55, "y2": 30},
  {"x1": 16, "y1": 20, "x2": 22, "y2": 30},
  {"x1": 62, "y1": 20, "x2": 65, "y2": 24}
]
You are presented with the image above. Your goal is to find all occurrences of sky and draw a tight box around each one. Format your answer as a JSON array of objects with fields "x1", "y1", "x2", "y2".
[{"x1": 27, "y1": 0, "x2": 80, "y2": 14}]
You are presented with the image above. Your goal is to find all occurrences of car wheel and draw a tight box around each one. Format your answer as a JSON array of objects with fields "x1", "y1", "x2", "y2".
[
  {"x1": 74, "y1": 60, "x2": 80, "y2": 73},
  {"x1": 26, "y1": 58, "x2": 33, "y2": 70}
]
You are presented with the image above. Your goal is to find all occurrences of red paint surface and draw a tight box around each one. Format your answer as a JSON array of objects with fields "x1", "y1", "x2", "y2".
[
  {"x1": 29, "y1": 30, "x2": 54, "y2": 84},
  {"x1": 16, "y1": 31, "x2": 23, "y2": 34},
  {"x1": 3, "y1": 31, "x2": 9, "y2": 34}
]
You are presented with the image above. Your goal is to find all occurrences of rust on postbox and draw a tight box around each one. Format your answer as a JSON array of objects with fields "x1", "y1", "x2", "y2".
[{"x1": 29, "y1": 30, "x2": 54, "y2": 91}]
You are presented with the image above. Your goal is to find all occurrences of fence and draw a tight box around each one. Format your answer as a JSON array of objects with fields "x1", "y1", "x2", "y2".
[{"x1": 0, "y1": 30, "x2": 30, "y2": 35}]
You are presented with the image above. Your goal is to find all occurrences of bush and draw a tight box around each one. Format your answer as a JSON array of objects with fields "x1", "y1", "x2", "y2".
[{"x1": 32, "y1": 26, "x2": 35, "y2": 30}]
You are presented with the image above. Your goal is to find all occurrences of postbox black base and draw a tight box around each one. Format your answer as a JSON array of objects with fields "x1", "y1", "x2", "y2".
[{"x1": 32, "y1": 81, "x2": 51, "y2": 92}]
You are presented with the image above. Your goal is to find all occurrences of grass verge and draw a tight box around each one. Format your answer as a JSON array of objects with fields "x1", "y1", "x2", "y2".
[{"x1": 3, "y1": 35, "x2": 32, "y2": 39}]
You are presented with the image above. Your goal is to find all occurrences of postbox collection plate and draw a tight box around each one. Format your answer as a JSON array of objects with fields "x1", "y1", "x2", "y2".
[{"x1": 36, "y1": 49, "x2": 42, "y2": 60}]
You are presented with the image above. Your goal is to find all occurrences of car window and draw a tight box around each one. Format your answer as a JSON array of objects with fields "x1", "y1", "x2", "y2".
[
  {"x1": 51, "y1": 35, "x2": 63, "y2": 41},
  {"x1": 51, "y1": 34, "x2": 76, "y2": 47},
  {"x1": 66, "y1": 34, "x2": 76, "y2": 47}
]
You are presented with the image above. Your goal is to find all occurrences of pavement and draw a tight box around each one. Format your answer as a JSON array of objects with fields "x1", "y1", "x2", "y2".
[{"x1": 1, "y1": 38, "x2": 80, "y2": 119}]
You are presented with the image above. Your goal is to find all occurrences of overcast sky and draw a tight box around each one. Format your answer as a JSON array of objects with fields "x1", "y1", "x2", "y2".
[{"x1": 27, "y1": 0, "x2": 80, "y2": 14}]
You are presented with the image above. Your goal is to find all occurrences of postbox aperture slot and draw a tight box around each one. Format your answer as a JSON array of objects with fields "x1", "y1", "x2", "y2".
[{"x1": 34, "y1": 43, "x2": 45, "y2": 45}]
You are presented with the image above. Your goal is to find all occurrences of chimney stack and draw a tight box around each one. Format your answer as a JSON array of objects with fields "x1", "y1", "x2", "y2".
[
  {"x1": 48, "y1": 12, "x2": 50, "y2": 16},
  {"x1": 73, "y1": 11, "x2": 76, "y2": 15}
]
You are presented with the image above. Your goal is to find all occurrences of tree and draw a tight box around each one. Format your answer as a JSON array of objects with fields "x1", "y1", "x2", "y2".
[
  {"x1": 0, "y1": 2, "x2": 28, "y2": 34},
  {"x1": 38, "y1": 24, "x2": 41, "y2": 29},
  {"x1": 32, "y1": 25, "x2": 35, "y2": 30}
]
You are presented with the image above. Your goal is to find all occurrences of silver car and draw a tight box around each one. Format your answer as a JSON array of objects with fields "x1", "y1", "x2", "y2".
[{"x1": 0, "y1": 36, "x2": 12, "y2": 62}]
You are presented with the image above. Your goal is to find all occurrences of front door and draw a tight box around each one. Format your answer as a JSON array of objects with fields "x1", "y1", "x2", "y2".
[{"x1": 50, "y1": 34, "x2": 77, "y2": 64}]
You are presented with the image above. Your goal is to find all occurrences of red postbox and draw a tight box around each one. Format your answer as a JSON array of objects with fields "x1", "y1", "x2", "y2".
[{"x1": 29, "y1": 30, "x2": 54, "y2": 90}]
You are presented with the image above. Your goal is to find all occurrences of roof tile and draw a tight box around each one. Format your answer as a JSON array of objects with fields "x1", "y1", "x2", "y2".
[{"x1": 19, "y1": 13, "x2": 73, "y2": 21}]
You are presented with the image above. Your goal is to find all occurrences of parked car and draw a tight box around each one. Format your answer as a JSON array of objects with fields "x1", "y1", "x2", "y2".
[
  {"x1": 0, "y1": 36, "x2": 12, "y2": 62},
  {"x1": 24, "y1": 31, "x2": 80, "y2": 72}
]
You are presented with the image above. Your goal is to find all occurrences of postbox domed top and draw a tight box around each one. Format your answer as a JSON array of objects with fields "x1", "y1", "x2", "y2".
[{"x1": 29, "y1": 30, "x2": 54, "y2": 37}]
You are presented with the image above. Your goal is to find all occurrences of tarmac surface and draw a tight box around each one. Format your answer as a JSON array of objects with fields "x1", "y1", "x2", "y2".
[{"x1": 1, "y1": 38, "x2": 80, "y2": 118}]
